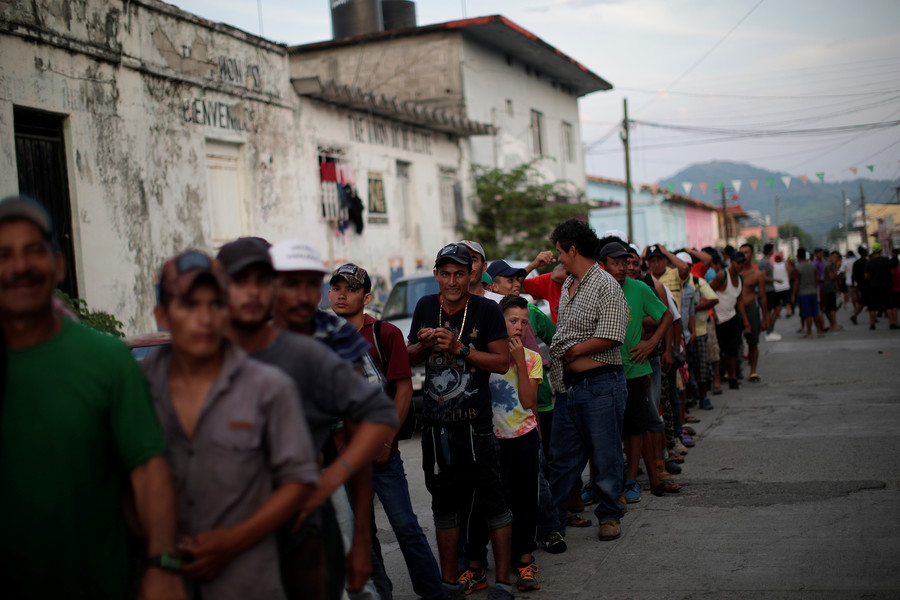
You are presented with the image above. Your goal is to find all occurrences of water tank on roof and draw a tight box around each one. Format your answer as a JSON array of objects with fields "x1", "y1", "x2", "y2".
[
  {"x1": 382, "y1": 0, "x2": 416, "y2": 31},
  {"x1": 331, "y1": 0, "x2": 384, "y2": 39}
]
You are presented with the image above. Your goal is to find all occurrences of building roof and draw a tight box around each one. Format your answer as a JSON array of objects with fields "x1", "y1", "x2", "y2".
[
  {"x1": 291, "y1": 76, "x2": 494, "y2": 136},
  {"x1": 289, "y1": 15, "x2": 612, "y2": 98},
  {"x1": 586, "y1": 175, "x2": 722, "y2": 212}
]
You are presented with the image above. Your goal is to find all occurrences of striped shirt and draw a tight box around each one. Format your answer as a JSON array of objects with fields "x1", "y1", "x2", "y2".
[{"x1": 549, "y1": 263, "x2": 628, "y2": 391}]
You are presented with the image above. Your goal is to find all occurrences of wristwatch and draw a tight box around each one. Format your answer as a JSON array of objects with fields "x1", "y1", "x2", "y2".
[
  {"x1": 458, "y1": 345, "x2": 470, "y2": 358},
  {"x1": 146, "y1": 553, "x2": 184, "y2": 573}
]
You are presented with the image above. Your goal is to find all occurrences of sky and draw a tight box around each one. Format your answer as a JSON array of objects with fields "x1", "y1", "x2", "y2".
[{"x1": 170, "y1": 0, "x2": 900, "y2": 187}]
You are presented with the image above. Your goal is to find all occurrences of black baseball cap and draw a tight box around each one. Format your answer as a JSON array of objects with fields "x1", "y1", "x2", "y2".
[
  {"x1": 487, "y1": 260, "x2": 526, "y2": 279},
  {"x1": 731, "y1": 250, "x2": 747, "y2": 263},
  {"x1": 598, "y1": 242, "x2": 631, "y2": 260},
  {"x1": 216, "y1": 237, "x2": 273, "y2": 275},
  {"x1": 330, "y1": 263, "x2": 371, "y2": 293},
  {"x1": 434, "y1": 243, "x2": 473, "y2": 268},
  {"x1": 647, "y1": 246, "x2": 666, "y2": 259}
]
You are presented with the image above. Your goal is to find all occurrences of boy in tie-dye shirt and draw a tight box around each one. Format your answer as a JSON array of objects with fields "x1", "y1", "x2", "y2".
[{"x1": 467, "y1": 294, "x2": 543, "y2": 592}]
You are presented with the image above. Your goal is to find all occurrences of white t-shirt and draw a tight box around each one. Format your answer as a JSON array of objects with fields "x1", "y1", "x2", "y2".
[{"x1": 772, "y1": 262, "x2": 791, "y2": 292}]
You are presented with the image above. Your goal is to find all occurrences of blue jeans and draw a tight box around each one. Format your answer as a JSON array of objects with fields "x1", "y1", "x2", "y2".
[
  {"x1": 548, "y1": 370, "x2": 627, "y2": 530},
  {"x1": 373, "y1": 451, "x2": 444, "y2": 600}
]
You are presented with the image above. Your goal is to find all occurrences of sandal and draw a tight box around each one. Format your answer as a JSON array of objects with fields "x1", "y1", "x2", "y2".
[
  {"x1": 712, "y1": 386, "x2": 723, "y2": 395},
  {"x1": 682, "y1": 425, "x2": 696, "y2": 435},
  {"x1": 566, "y1": 513, "x2": 592, "y2": 528},
  {"x1": 749, "y1": 373, "x2": 761, "y2": 383},
  {"x1": 651, "y1": 482, "x2": 682, "y2": 496},
  {"x1": 685, "y1": 415, "x2": 701, "y2": 424},
  {"x1": 666, "y1": 449, "x2": 685, "y2": 463}
]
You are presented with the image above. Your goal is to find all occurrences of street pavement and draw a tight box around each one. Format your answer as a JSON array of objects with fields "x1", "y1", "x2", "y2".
[{"x1": 374, "y1": 309, "x2": 900, "y2": 599}]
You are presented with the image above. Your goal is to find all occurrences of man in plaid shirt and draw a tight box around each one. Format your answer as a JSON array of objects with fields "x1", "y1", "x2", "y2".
[{"x1": 546, "y1": 219, "x2": 629, "y2": 543}]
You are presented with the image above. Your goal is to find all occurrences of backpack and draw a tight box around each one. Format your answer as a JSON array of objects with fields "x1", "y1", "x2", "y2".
[{"x1": 370, "y1": 321, "x2": 418, "y2": 441}]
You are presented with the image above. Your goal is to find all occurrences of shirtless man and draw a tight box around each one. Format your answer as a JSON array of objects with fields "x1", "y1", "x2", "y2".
[{"x1": 739, "y1": 244, "x2": 769, "y2": 383}]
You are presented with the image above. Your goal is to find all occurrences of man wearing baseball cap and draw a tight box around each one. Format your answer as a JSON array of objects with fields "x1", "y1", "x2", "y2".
[
  {"x1": 0, "y1": 196, "x2": 185, "y2": 599},
  {"x1": 487, "y1": 260, "x2": 527, "y2": 296},
  {"x1": 407, "y1": 243, "x2": 513, "y2": 599},
  {"x1": 328, "y1": 263, "x2": 445, "y2": 600},
  {"x1": 144, "y1": 249, "x2": 319, "y2": 599},
  {"x1": 227, "y1": 238, "x2": 396, "y2": 598}
]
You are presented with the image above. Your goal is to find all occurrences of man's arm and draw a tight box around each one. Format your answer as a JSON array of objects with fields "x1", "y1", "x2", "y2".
[
  {"x1": 434, "y1": 329, "x2": 509, "y2": 374},
  {"x1": 511, "y1": 338, "x2": 538, "y2": 411},
  {"x1": 563, "y1": 337, "x2": 620, "y2": 365},
  {"x1": 407, "y1": 327, "x2": 436, "y2": 365},
  {"x1": 659, "y1": 244, "x2": 689, "y2": 280},
  {"x1": 710, "y1": 271, "x2": 725, "y2": 292},
  {"x1": 343, "y1": 420, "x2": 375, "y2": 594},
  {"x1": 180, "y1": 481, "x2": 310, "y2": 579},
  {"x1": 131, "y1": 456, "x2": 187, "y2": 600},
  {"x1": 525, "y1": 250, "x2": 555, "y2": 274},
  {"x1": 756, "y1": 276, "x2": 769, "y2": 329},
  {"x1": 687, "y1": 247, "x2": 712, "y2": 268},
  {"x1": 736, "y1": 296, "x2": 751, "y2": 333},
  {"x1": 631, "y1": 310, "x2": 673, "y2": 364}
]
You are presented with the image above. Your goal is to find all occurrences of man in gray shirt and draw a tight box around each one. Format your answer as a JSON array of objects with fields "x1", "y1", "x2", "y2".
[
  {"x1": 144, "y1": 250, "x2": 319, "y2": 600},
  {"x1": 216, "y1": 237, "x2": 397, "y2": 599}
]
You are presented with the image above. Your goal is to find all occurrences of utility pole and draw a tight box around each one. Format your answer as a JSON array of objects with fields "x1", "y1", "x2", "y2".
[
  {"x1": 859, "y1": 182, "x2": 868, "y2": 248},
  {"x1": 621, "y1": 98, "x2": 633, "y2": 243},
  {"x1": 721, "y1": 185, "x2": 729, "y2": 247},
  {"x1": 841, "y1": 189, "x2": 848, "y2": 253},
  {"x1": 774, "y1": 194, "x2": 779, "y2": 253}
]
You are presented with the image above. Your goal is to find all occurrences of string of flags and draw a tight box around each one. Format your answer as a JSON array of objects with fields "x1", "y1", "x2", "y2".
[{"x1": 664, "y1": 165, "x2": 879, "y2": 196}]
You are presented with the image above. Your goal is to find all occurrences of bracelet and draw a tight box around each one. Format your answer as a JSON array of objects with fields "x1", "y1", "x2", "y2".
[{"x1": 336, "y1": 456, "x2": 355, "y2": 477}]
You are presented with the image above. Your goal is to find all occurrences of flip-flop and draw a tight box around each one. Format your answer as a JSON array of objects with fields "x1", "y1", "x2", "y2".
[
  {"x1": 685, "y1": 415, "x2": 701, "y2": 423},
  {"x1": 651, "y1": 482, "x2": 682, "y2": 496},
  {"x1": 566, "y1": 514, "x2": 593, "y2": 528},
  {"x1": 749, "y1": 373, "x2": 761, "y2": 383},
  {"x1": 712, "y1": 386, "x2": 723, "y2": 395}
]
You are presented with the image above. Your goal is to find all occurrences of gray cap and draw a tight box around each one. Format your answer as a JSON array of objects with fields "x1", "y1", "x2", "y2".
[
  {"x1": 0, "y1": 196, "x2": 52, "y2": 238},
  {"x1": 457, "y1": 240, "x2": 486, "y2": 261}
]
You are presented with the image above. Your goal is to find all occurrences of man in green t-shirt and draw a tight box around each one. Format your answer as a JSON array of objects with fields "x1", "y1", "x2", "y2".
[
  {"x1": 597, "y1": 240, "x2": 677, "y2": 503},
  {"x1": 0, "y1": 196, "x2": 185, "y2": 600}
]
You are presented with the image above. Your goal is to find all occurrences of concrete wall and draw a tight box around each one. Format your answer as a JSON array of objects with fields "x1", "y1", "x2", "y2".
[
  {"x1": 289, "y1": 32, "x2": 466, "y2": 113},
  {"x1": 291, "y1": 98, "x2": 473, "y2": 286},
  {"x1": 459, "y1": 38, "x2": 585, "y2": 196}
]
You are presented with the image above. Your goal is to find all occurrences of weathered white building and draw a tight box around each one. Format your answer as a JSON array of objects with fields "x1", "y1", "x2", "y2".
[
  {"x1": 0, "y1": 0, "x2": 489, "y2": 333},
  {"x1": 289, "y1": 15, "x2": 612, "y2": 199}
]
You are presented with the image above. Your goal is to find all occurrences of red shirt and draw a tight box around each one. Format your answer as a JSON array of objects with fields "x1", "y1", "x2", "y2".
[
  {"x1": 359, "y1": 314, "x2": 412, "y2": 381},
  {"x1": 691, "y1": 262, "x2": 709, "y2": 279},
  {"x1": 523, "y1": 273, "x2": 563, "y2": 324}
]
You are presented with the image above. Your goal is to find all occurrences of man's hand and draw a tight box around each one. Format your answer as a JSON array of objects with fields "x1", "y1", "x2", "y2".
[
  {"x1": 661, "y1": 350, "x2": 673, "y2": 372},
  {"x1": 563, "y1": 344, "x2": 580, "y2": 365},
  {"x1": 527, "y1": 250, "x2": 555, "y2": 272},
  {"x1": 417, "y1": 327, "x2": 436, "y2": 345},
  {"x1": 345, "y1": 534, "x2": 372, "y2": 593},
  {"x1": 629, "y1": 339, "x2": 656, "y2": 364},
  {"x1": 509, "y1": 336, "x2": 526, "y2": 367},
  {"x1": 432, "y1": 327, "x2": 459, "y2": 352},
  {"x1": 178, "y1": 529, "x2": 240, "y2": 579},
  {"x1": 374, "y1": 443, "x2": 392, "y2": 465},
  {"x1": 744, "y1": 322, "x2": 752, "y2": 334},
  {"x1": 138, "y1": 567, "x2": 187, "y2": 600}
]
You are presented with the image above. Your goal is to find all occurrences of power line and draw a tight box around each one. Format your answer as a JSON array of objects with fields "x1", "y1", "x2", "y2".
[
  {"x1": 631, "y1": 118, "x2": 900, "y2": 138},
  {"x1": 616, "y1": 87, "x2": 900, "y2": 101}
]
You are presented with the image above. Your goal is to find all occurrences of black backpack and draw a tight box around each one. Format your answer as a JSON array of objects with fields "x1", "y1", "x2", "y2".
[{"x1": 371, "y1": 321, "x2": 417, "y2": 440}]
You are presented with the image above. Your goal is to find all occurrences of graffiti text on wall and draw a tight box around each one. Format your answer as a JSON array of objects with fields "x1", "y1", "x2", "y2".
[
  {"x1": 183, "y1": 98, "x2": 256, "y2": 133},
  {"x1": 218, "y1": 57, "x2": 262, "y2": 92},
  {"x1": 347, "y1": 115, "x2": 433, "y2": 155}
]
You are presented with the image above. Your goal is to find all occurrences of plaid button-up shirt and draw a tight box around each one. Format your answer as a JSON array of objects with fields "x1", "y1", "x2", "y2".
[{"x1": 549, "y1": 263, "x2": 628, "y2": 391}]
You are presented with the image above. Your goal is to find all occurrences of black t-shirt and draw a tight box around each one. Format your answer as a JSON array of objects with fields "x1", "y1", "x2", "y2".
[
  {"x1": 408, "y1": 294, "x2": 508, "y2": 428},
  {"x1": 866, "y1": 255, "x2": 892, "y2": 289},
  {"x1": 852, "y1": 257, "x2": 868, "y2": 288}
]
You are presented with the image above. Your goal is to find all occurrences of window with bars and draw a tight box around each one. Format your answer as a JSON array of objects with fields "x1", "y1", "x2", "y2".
[
  {"x1": 439, "y1": 167, "x2": 463, "y2": 230},
  {"x1": 561, "y1": 121, "x2": 574, "y2": 163},
  {"x1": 530, "y1": 109, "x2": 545, "y2": 156}
]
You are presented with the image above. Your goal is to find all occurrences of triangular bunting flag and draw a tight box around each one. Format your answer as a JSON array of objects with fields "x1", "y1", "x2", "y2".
[
  {"x1": 731, "y1": 180, "x2": 742, "y2": 193},
  {"x1": 681, "y1": 182, "x2": 693, "y2": 195},
  {"x1": 850, "y1": 167, "x2": 858, "y2": 175},
  {"x1": 766, "y1": 178, "x2": 775, "y2": 189},
  {"x1": 799, "y1": 175, "x2": 808, "y2": 185},
  {"x1": 714, "y1": 181, "x2": 724, "y2": 192},
  {"x1": 699, "y1": 182, "x2": 709, "y2": 194},
  {"x1": 816, "y1": 172, "x2": 825, "y2": 183},
  {"x1": 867, "y1": 165, "x2": 874, "y2": 172},
  {"x1": 749, "y1": 179, "x2": 759, "y2": 191},
  {"x1": 666, "y1": 183, "x2": 675, "y2": 193},
  {"x1": 781, "y1": 175, "x2": 792, "y2": 189}
]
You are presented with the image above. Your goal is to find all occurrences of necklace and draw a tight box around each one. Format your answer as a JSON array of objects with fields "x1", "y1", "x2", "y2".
[{"x1": 439, "y1": 295, "x2": 469, "y2": 341}]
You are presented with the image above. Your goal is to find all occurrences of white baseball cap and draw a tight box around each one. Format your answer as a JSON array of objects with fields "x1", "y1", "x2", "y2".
[
  {"x1": 269, "y1": 239, "x2": 330, "y2": 273},
  {"x1": 676, "y1": 251, "x2": 692, "y2": 264},
  {"x1": 603, "y1": 229, "x2": 629, "y2": 243}
]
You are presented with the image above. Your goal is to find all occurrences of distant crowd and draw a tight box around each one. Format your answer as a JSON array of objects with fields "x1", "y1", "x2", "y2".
[{"x1": 1, "y1": 193, "x2": 898, "y2": 600}]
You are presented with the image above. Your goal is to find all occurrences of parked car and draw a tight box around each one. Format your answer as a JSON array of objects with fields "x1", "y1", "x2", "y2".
[{"x1": 381, "y1": 271, "x2": 439, "y2": 392}]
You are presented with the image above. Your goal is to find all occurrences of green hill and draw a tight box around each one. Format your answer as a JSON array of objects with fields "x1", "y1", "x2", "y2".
[{"x1": 658, "y1": 160, "x2": 898, "y2": 243}]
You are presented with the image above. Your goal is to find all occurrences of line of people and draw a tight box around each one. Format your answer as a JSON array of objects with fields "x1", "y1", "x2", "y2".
[{"x1": 0, "y1": 192, "x2": 773, "y2": 600}]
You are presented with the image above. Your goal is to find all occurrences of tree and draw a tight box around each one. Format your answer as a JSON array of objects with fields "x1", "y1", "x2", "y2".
[
  {"x1": 463, "y1": 162, "x2": 590, "y2": 262},
  {"x1": 778, "y1": 221, "x2": 815, "y2": 250}
]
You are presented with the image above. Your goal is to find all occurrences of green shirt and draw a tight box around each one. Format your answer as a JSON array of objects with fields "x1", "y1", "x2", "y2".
[
  {"x1": 621, "y1": 278, "x2": 668, "y2": 379},
  {"x1": 528, "y1": 304, "x2": 557, "y2": 411},
  {"x1": 0, "y1": 319, "x2": 166, "y2": 599}
]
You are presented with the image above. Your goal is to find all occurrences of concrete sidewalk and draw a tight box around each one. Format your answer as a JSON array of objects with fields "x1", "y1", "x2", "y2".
[{"x1": 374, "y1": 313, "x2": 900, "y2": 599}]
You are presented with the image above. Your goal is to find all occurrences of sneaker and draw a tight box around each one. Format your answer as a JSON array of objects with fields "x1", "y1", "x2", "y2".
[
  {"x1": 870, "y1": 324, "x2": 876, "y2": 330},
  {"x1": 538, "y1": 531, "x2": 567, "y2": 554},
  {"x1": 891, "y1": 324, "x2": 900, "y2": 330},
  {"x1": 664, "y1": 459, "x2": 682, "y2": 475},
  {"x1": 673, "y1": 438, "x2": 689, "y2": 455},
  {"x1": 680, "y1": 433, "x2": 696, "y2": 447},
  {"x1": 581, "y1": 485, "x2": 599, "y2": 506},
  {"x1": 487, "y1": 583, "x2": 515, "y2": 600},
  {"x1": 598, "y1": 520, "x2": 621, "y2": 541},
  {"x1": 457, "y1": 568, "x2": 489, "y2": 595},
  {"x1": 699, "y1": 397, "x2": 714, "y2": 410},
  {"x1": 443, "y1": 581, "x2": 467, "y2": 600},
  {"x1": 624, "y1": 479, "x2": 641, "y2": 503},
  {"x1": 766, "y1": 331, "x2": 782, "y2": 341},
  {"x1": 516, "y1": 563, "x2": 540, "y2": 592}
]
